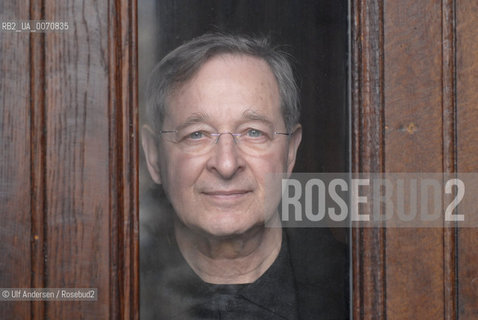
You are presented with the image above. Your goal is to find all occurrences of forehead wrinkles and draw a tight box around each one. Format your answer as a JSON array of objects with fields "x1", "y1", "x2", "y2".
[
  {"x1": 165, "y1": 54, "x2": 281, "y2": 124},
  {"x1": 171, "y1": 109, "x2": 276, "y2": 133}
]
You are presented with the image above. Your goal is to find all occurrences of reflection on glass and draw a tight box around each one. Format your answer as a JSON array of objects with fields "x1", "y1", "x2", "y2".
[{"x1": 139, "y1": 2, "x2": 349, "y2": 319}]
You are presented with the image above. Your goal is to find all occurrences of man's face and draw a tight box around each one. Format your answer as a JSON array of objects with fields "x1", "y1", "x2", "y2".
[{"x1": 143, "y1": 54, "x2": 301, "y2": 237}]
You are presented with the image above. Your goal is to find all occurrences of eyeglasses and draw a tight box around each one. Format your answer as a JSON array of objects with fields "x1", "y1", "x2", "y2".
[{"x1": 158, "y1": 126, "x2": 292, "y2": 156}]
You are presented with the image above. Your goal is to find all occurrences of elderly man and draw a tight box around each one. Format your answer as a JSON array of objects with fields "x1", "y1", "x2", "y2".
[{"x1": 141, "y1": 34, "x2": 347, "y2": 319}]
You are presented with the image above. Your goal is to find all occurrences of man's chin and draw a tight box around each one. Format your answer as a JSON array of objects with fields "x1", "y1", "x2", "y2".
[
  {"x1": 197, "y1": 220, "x2": 264, "y2": 239},
  {"x1": 201, "y1": 225, "x2": 254, "y2": 239},
  {"x1": 194, "y1": 211, "x2": 279, "y2": 239}
]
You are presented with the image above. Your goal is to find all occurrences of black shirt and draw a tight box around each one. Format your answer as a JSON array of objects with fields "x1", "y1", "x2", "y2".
[
  {"x1": 141, "y1": 225, "x2": 348, "y2": 320},
  {"x1": 143, "y1": 232, "x2": 298, "y2": 320}
]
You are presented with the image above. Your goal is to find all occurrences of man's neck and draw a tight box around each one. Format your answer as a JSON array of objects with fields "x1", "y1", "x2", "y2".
[{"x1": 174, "y1": 215, "x2": 282, "y2": 284}]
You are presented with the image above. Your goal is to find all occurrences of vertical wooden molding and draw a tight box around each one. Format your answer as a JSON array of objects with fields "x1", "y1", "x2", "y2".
[
  {"x1": 456, "y1": 1, "x2": 478, "y2": 317},
  {"x1": 441, "y1": 0, "x2": 457, "y2": 319},
  {"x1": 108, "y1": 0, "x2": 120, "y2": 316},
  {"x1": 108, "y1": 0, "x2": 139, "y2": 318},
  {"x1": 29, "y1": 0, "x2": 47, "y2": 319},
  {"x1": 351, "y1": 0, "x2": 386, "y2": 319}
]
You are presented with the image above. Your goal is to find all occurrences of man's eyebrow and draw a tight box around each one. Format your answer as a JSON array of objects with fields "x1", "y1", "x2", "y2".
[
  {"x1": 175, "y1": 109, "x2": 274, "y2": 130},
  {"x1": 176, "y1": 113, "x2": 210, "y2": 130},
  {"x1": 241, "y1": 109, "x2": 274, "y2": 126}
]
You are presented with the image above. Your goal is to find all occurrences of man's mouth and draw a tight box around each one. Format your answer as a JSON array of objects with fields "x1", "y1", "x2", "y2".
[
  {"x1": 203, "y1": 190, "x2": 251, "y2": 196},
  {"x1": 201, "y1": 189, "x2": 253, "y2": 203}
]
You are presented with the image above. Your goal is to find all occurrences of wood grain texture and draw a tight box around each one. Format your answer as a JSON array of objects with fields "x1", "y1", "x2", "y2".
[
  {"x1": 456, "y1": 1, "x2": 478, "y2": 318},
  {"x1": 40, "y1": 0, "x2": 138, "y2": 319},
  {"x1": 0, "y1": 1, "x2": 33, "y2": 319},
  {"x1": 30, "y1": 0, "x2": 47, "y2": 319},
  {"x1": 351, "y1": 0, "x2": 387, "y2": 318},
  {"x1": 384, "y1": 0, "x2": 445, "y2": 319},
  {"x1": 1, "y1": 0, "x2": 138, "y2": 319},
  {"x1": 43, "y1": 0, "x2": 111, "y2": 318},
  {"x1": 351, "y1": 0, "x2": 475, "y2": 318}
]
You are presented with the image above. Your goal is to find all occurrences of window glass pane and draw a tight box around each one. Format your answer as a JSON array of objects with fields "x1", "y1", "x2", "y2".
[{"x1": 138, "y1": 1, "x2": 350, "y2": 319}]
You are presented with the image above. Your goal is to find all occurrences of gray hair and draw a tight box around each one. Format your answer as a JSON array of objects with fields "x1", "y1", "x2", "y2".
[{"x1": 145, "y1": 33, "x2": 300, "y2": 133}]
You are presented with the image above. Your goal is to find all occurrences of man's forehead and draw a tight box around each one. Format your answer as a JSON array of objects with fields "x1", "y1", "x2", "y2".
[
  {"x1": 170, "y1": 109, "x2": 275, "y2": 129},
  {"x1": 163, "y1": 54, "x2": 283, "y2": 126},
  {"x1": 172, "y1": 53, "x2": 278, "y2": 94}
]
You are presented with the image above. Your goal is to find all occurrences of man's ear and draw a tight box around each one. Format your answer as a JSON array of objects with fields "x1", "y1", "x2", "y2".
[
  {"x1": 286, "y1": 124, "x2": 302, "y2": 175},
  {"x1": 141, "y1": 125, "x2": 162, "y2": 184}
]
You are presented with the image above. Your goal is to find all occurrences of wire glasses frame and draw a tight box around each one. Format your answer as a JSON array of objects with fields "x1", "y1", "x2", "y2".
[{"x1": 157, "y1": 129, "x2": 293, "y2": 156}]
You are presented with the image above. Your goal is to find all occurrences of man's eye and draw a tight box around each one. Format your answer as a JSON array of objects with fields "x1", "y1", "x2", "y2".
[
  {"x1": 246, "y1": 129, "x2": 264, "y2": 138},
  {"x1": 188, "y1": 131, "x2": 204, "y2": 139}
]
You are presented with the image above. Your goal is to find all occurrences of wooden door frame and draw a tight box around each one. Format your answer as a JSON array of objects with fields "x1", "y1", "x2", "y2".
[
  {"x1": 110, "y1": 0, "x2": 139, "y2": 318},
  {"x1": 120, "y1": 0, "x2": 474, "y2": 318},
  {"x1": 350, "y1": 0, "x2": 387, "y2": 317}
]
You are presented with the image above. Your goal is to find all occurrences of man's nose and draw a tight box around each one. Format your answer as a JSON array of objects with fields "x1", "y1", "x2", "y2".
[{"x1": 206, "y1": 133, "x2": 244, "y2": 179}]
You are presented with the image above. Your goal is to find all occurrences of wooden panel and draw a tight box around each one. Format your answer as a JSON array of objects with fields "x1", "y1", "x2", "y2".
[
  {"x1": 456, "y1": 1, "x2": 478, "y2": 318},
  {"x1": 0, "y1": 0, "x2": 138, "y2": 319},
  {"x1": 351, "y1": 0, "x2": 470, "y2": 319},
  {"x1": 43, "y1": 0, "x2": 111, "y2": 318},
  {"x1": 0, "y1": 1, "x2": 33, "y2": 319},
  {"x1": 384, "y1": 0, "x2": 445, "y2": 319},
  {"x1": 40, "y1": 0, "x2": 138, "y2": 318}
]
